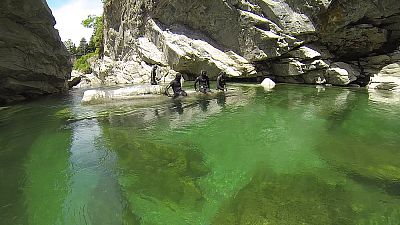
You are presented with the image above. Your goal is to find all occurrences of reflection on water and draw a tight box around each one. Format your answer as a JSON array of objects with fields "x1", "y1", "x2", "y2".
[{"x1": 1, "y1": 84, "x2": 400, "y2": 224}]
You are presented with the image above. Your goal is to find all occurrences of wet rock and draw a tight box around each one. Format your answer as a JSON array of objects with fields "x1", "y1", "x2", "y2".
[
  {"x1": 68, "y1": 77, "x2": 81, "y2": 89},
  {"x1": 81, "y1": 85, "x2": 167, "y2": 104}
]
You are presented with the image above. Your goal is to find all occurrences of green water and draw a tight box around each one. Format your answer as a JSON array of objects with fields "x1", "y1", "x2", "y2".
[{"x1": 1, "y1": 84, "x2": 400, "y2": 225}]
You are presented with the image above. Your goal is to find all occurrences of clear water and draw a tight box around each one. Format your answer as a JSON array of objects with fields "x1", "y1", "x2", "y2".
[{"x1": 1, "y1": 84, "x2": 400, "y2": 225}]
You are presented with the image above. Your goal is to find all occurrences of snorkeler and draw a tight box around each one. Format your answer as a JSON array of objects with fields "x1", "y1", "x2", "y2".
[
  {"x1": 194, "y1": 70, "x2": 211, "y2": 93},
  {"x1": 165, "y1": 73, "x2": 187, "y2": 98},
  {"x1": 216, "y1": 71, "x2": 227, "y2": 91}
]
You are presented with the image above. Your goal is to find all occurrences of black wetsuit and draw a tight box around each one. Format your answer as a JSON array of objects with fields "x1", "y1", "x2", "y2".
[
  {"x1": 151, "y1": 67, "x2": 157, "y2": 85},
  {"x1": 166, "y1": 78, "x2": 187, "y2": 98},
  {"x1": 194, "y1": 75, "x2": 211, "y2": 93},
  {"x1": 216, "y1": 74, "x2": 226, "y2": 91}
]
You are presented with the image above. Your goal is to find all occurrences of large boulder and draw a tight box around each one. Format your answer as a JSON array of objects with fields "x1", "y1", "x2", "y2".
[
  {"x1": 369, "y1": 63, "x2": 400, "y2": 91},
  {"x1": 325, "y1": 62, "x2": 360, "y2": 86},
  {"x1": 0, "y1": 0, "x2": 72, "y2": 104}
]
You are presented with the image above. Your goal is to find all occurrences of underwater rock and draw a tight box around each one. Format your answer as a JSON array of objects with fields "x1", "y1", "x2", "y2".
[
  {"x1": 100, "y1": 125, "x2": 210, "y2": 223},
  {"x1": 212, "y1": 169, "x2": 356, "y2": 225}
]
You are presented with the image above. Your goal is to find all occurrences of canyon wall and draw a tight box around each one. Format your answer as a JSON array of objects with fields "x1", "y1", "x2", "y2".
[
  {"x1": 98, "y1": 0, "x2": 399, "y2": 88},
  {"x1": 0, "y1": 0, "x2": 72, "y2": 104}
]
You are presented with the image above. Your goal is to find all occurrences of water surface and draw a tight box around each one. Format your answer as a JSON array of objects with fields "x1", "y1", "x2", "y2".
[{"x1": 1, "y1": 84, "x2": 400, "y2": 225}]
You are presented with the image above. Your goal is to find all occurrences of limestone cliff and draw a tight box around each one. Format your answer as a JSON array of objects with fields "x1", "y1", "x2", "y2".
[
  {"x1": 0, "y1": 0, "x2": 72, "y2": 104},
  {"x1": 98, "y1": 0, "x2": 400, "y2": 88}
]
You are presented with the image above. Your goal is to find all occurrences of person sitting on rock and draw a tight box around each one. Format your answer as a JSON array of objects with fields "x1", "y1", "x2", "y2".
[
  {"x1": 216, "y1": 71, "x2": 227, "y2": 91},
  {"x1": 151, "y1": 65, "x2": 159, "y2": 85},
  {"x1": 165, "y1": 73, "x2": 187, "y2": 98},
  {"x1": 194, "y1": 70, "x2": 211, "y2": 93}
]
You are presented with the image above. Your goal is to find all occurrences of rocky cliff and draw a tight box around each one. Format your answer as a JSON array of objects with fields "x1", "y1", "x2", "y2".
[
  {"x1": 98, "y1": 0, "x2": 400, "y2": 88},
  {"x1": 0, "y1": 0, "x2": 72, "y2": 104}
]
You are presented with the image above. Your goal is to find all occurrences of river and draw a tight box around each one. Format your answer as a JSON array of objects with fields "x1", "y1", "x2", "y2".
[{"x1": 1, "y1": 84, "x2": 400, "y2": 225}]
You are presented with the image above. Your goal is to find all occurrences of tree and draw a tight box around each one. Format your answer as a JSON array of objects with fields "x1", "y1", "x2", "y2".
[
  {"x1": 82, "y1": 15, "x2": 103, "y2": 56},
  {"x1": 63, "y1": 39, "x2": 76, "y2": 55},
  {"x1": 77, "y1": 38, "x2": 88, "y2": 56}
]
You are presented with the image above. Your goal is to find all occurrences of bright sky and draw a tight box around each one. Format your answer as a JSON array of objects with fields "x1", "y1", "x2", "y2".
[{"x1": 46, "y1": 0, "x2": 103, "y2": 45}]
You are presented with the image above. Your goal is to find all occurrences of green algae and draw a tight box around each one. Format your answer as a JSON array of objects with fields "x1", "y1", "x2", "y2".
[
  {"x1": 23, "y1": 131, "x2": 72, "y2": 225},
  {"x1": 101, "y1": 124, "x2": 210, "y2": 224},
  {"x1": 212, "y1": 168, "x2": 357, "y2": 225},
  {"x1": 54, "y1": 108, "x2": 73, "y2": 120}
]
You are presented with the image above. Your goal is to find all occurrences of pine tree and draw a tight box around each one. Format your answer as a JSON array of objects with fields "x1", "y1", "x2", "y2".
[{"x1": 77, "y1": 38, "x2": 88, "y2": 56}]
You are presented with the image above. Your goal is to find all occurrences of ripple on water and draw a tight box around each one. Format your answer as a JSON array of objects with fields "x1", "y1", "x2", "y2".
[{"x1": 1, "y1": 84, "x2": 400, "y2": 224}]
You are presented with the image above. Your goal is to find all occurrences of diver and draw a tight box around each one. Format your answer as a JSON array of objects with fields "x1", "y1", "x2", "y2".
[
  {"x1": 150, "y1": 65, "x2": 159, "y2": 85},
  {"x1": 194, "y1": 70, "x2": 211, "y2": 93},
  {"x1": 216, "y1": 71, "x2": 227, "y2": 91},
  {"x1": 165, "y1": 73, "x2": 187, "y2": 98}
]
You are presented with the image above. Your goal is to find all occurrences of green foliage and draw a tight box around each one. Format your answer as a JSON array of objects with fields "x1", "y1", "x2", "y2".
[
  {"x1": 63, "y1": 39, "x2": 77, "y2": 55},
  {"x1": 73, "y1": 52, "x2": 97, "y2": 74},
  {"x1": 82, "y1": 15, "x2": 104, "y2": 55},
  {"x1": 71, "y1": 14, "x2": 103, "y2": 73},
  {"x1": 77, "y1": 38, "x2": 88, "y2": 56}
]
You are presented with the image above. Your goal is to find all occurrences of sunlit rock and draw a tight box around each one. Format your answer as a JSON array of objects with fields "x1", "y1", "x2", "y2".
[
  {"x1": 288, "y1": 46, "x2": 322, "y2": 60},
  {"x1": 100, "y1": 0, "x2": 400, "y2": 87},
  {"x1": 81, "y1": 85, "x2": 166, "y2": 104},
  {"x1": 369, "y1": 63, "x2": 400, "y2": 91},
  {"x1": 260, "y1": 78, "x2": 276, "y2": 90}
]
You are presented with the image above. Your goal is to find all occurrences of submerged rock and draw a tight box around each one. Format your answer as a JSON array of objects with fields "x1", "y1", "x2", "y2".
[
  {"x1": 212, "y1": 169, "x2": 357, "y2": 225},
  {"x1": 100, "y1": 124, "x2": 210, "y2": 224},
  {"x1": 0, "y1": 0, "x2": 71, "y2": 104}
]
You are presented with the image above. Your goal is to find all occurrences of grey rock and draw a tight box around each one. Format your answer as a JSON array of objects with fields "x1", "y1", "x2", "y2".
[
  {"x1": 81, "y1": 85, "x2": 167, "y2": 104},
  {"x1": 302, "y1": 70, "x2": 326, "y2": 84},
  {"x1": 101, "y1": 0, "x2": 400, "y2": 87},
  {"x1": 0, "y1": 0, "x2": 71, "y2": 104},
  {"x1": 288, "y1": 46, "x2": 321, "y2": 59},
  {"x1": 271, "y1": 59, "x2": 305, "y2": 76},
  {"x1": 325, "y1": 62, "x2": 360, "y2": 86},
  {"x1": 369, "y1": 63, "x2": 400, "y2": 91}
]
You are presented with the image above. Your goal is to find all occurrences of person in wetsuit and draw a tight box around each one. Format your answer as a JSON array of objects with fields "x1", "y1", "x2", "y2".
[
  {"x1": 216, "y1": 71, "x2": 227, "y2": 91},
  {"x1": 194, "y1": 70, "x2": 211, "y2": 93},
  {"x1": 165, "y1": 73, "x2": 187, "y2": 98},
  {"x1": 150, "y1": 65, "x2": 158, "y2": 85}
]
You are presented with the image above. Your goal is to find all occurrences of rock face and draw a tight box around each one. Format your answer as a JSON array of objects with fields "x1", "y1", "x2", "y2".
[
  {"x1": 0, "y1": 0, "x2": 72, "y2": 104},
  {"x1": 99, "y1": 0, "x2": 400, "y2": 87}
]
